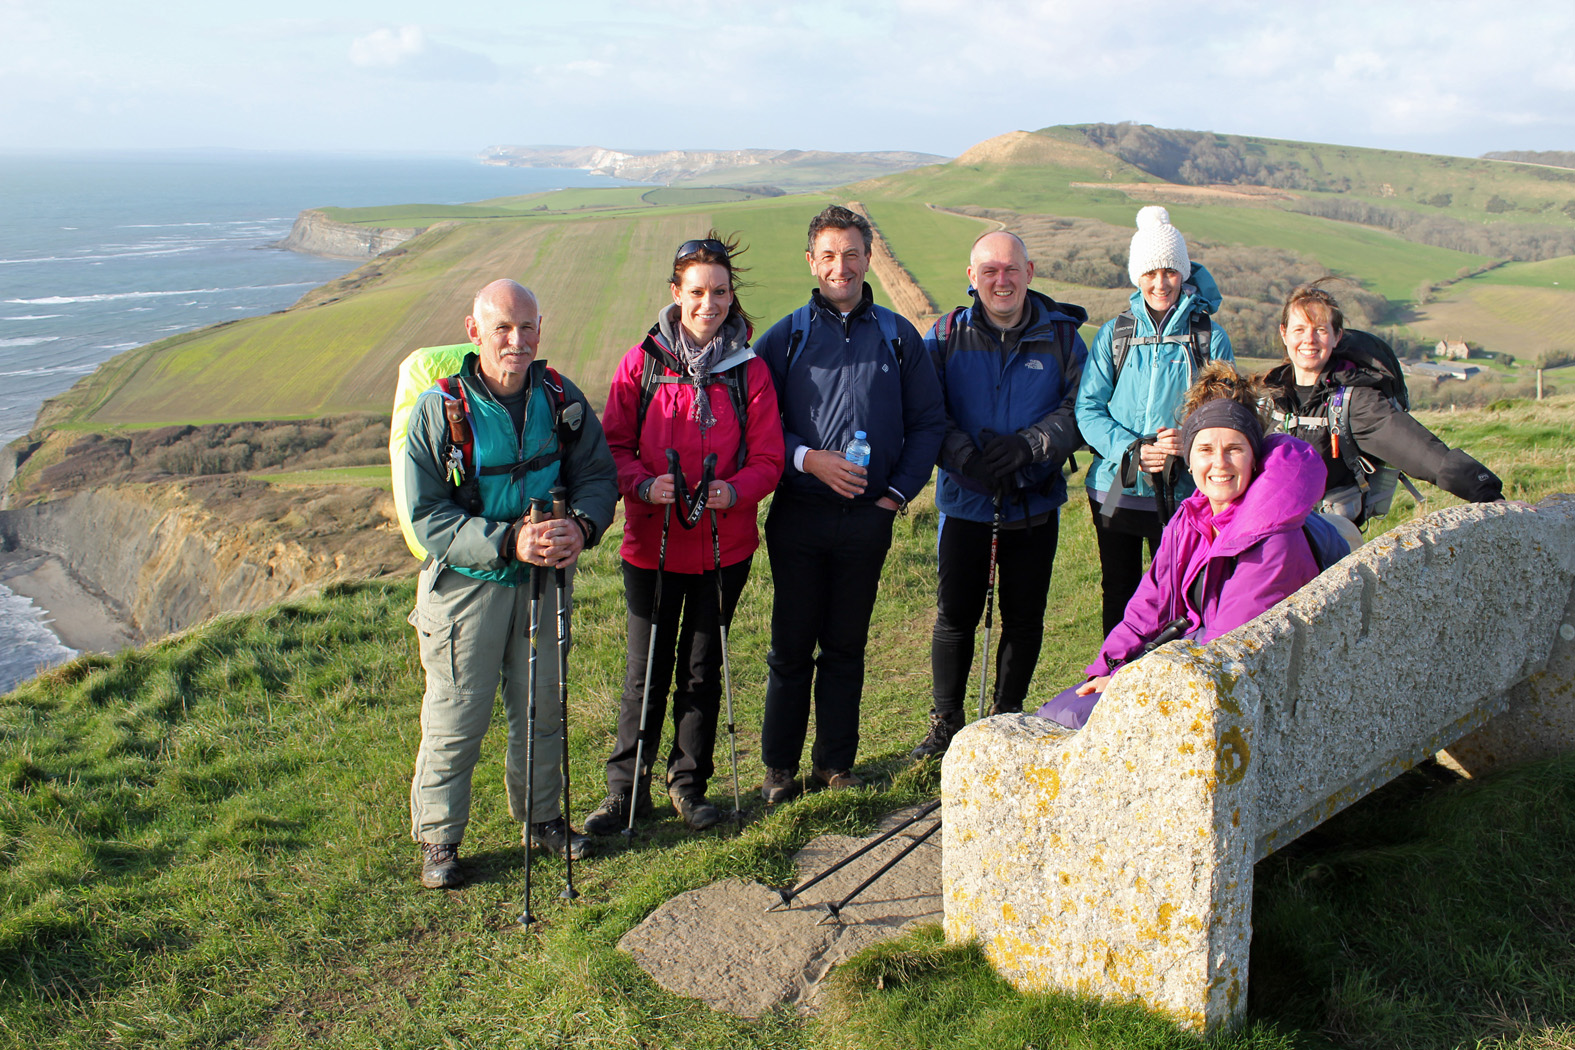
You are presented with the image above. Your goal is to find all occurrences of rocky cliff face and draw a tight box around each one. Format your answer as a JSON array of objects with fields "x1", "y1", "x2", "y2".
[
  {"x1": 276, "y1": 209, "x2": 424, "y2": 259},
  {"x1": 0, "y1": 477, "x2": 408, "y2": 639}
]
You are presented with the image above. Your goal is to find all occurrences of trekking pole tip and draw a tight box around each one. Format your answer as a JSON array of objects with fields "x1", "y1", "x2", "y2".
[
  {"x1": 518, "y1": 911, "x2": 536, "y2": 927},
  {"x1": 559, "y1": 887, "x2": 579, "y2": 901}
]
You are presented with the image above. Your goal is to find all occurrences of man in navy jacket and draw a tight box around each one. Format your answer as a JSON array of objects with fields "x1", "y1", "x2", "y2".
[
  {"x1": 753, "y1": 205, "x2": 945, "y2": 802},
  {"x1": 912, "y1": 231, "x2": 1088, "y2": 758}
]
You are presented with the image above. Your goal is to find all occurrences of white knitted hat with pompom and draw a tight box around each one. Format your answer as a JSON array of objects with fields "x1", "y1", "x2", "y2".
[{"x1": 1127, "y1": 206, "x2": 1190, "y2": 287}]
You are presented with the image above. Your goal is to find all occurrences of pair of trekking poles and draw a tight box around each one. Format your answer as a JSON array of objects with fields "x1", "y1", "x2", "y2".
[
  {"x1": 520, "y1": 486, "x2": 578, "y2": 926},
  {"x1": 627, "y1": 449, "x2": 745, "y2": 835}
]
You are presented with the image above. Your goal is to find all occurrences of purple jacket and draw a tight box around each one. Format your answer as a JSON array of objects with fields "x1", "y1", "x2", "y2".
[{"x1": 1088, "y1": 432, "x2": 1325, "y2": 677}]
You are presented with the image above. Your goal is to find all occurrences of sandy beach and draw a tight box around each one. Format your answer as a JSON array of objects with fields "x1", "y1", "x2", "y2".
[{"x1": 0, "y1": 549, "x2": 141, "y2": 654}]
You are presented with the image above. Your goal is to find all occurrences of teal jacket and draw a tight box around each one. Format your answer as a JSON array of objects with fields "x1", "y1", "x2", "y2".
[
  {"x1": 1075, "y1": 264, "x2": 1234, "y2": 511},
  {"x1": 403, "y1": 355, "x2": 617, "y2": 584}
]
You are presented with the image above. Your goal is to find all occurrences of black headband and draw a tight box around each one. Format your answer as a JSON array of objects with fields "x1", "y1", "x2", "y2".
[{"x1": 1181, "y1": 399, "x2": 1264, "y2": 465}]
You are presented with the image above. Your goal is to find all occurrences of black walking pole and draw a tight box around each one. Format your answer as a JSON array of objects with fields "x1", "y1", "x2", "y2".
[
  {"x1": 976, "y1": 494, "x2": 1002, "y2": 721},
  {"x1": 699, "y1": 454, "x2": 744, "y2": 823},
  {"x1": 550, "y1": 486, "x2": 579, "y2": 901},
  {"x1": 767, "y1": 798, "x2": 941, "y2": 910},
  {"x1": 626, "y1": 450, "x2": 679, "y2": 838},
  {"x1": 519, "y1": 496, "x2": 552, "y2": 926},
  {"x1": 817, "y1": 819, "x2": 942, "y2": 925}
]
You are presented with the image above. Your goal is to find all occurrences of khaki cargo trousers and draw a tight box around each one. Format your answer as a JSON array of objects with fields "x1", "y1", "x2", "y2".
[{"x1": 408, "y1": 558, "x2": 575, "y2": 844}]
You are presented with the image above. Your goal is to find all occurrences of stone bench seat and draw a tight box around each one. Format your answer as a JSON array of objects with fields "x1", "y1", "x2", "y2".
[{"x1": 941, "y1": 496, "x2": 1575, "y2": 1031}]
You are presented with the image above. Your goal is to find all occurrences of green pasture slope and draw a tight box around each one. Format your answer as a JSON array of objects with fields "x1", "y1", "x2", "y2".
[
  {"x1": 33, "y1": 126, "x2": 1575, "y2": 435},
  {"x1": 4, "y1": 395, "x2": 1575, "y2": 1048}
]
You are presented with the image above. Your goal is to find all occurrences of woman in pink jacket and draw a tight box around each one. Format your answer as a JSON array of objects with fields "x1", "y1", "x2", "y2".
[
  {"x1": 1039, "y1": 362, "x2": 1323, "y2": 729},
  {"x1": 587, "y1": 233, "x2": 784, "y2": 833}
]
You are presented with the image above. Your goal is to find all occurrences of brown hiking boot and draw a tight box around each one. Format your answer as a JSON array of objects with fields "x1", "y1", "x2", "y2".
[
  {"x1": 669, "y1": 787, "x2": 722, "y2": 830},
  {"x1": 583, "y1": 791, "x2": 653, "y2": 835},
  {"x1": 761, "y1": 767, "x2": 800, "y2": 804},
  {"x1": 910, "y1": 711, "x2": 965, "y2": 759},
  {"x1": 419, "y1": 842, "x2": 463, "y2": 889},
  {"x1": 526, "y1": 818, "x2": 591, "y2": 860},
  {"x1": 988, "y1": 700, "x2": 1024, "y2": 716},
  {"x1": 812, "y1": 766, "x2": 863, "y2": 790}
]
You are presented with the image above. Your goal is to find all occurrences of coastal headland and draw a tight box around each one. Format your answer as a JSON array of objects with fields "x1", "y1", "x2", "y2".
[{"x1": 5, "y1": 123, "x2": 1574, "y2": 657}]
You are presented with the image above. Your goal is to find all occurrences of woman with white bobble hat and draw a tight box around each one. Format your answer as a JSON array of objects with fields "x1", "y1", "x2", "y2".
[{"x1": 1075, "y1": 206, "x2": 1235, "y2": 636}]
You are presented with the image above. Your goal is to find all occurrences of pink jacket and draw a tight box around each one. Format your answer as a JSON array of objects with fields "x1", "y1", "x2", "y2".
[
  {"x1": 1089, "y1": 432, "x2": 1325, "y2": 677},
  {"x1": 602, "y1": 310, "x2": 785, "y2": 574}
]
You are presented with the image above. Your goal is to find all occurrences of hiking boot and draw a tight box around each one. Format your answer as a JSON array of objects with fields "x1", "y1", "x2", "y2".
[
  {"x1": 419, "y1": 842, "x2": 463, "y2": 889},
  {"x1": 582, "y1": 791, "x2": 653, "y2": 835},
  {"x1": 669, "y1": 787, "x2": 721, "y2": 830},
  {"x1": 988, "y1": 700, "x2": 1024, "y2": 716},
  {"x1": 527, "y1": 817, "x2": 591, "y2": 860},
  {"x1": 761, "y1": 767, "x2": 800, "y2": 804},
  {"x1": 910, "y1": 711, "x2": 965, "y2": 759},
  {"x1": 812, "y1": 766, "x2": 863, "y2": 790}
]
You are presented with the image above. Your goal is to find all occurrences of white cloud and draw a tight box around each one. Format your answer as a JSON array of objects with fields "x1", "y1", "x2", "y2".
[{"x1": 348, "y1": 24, "x2": 498, "y2": 83}]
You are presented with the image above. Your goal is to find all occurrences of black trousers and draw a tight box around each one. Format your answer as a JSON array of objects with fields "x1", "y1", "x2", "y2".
[
  {"x1": 1088, "y1": 499, "x2": 1163, "y2": 637},
  {"x1": 605, "y1": 557, "x2": 751, "y2": 797},
  {"x1": 760, "y1": 494, "x2": 894, "y2": 773},
  {"x1": 930, "y1": 512, "x2": 1060, "y2": 716}
]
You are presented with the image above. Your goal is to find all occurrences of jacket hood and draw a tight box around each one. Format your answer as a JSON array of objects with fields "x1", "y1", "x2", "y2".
[
  {"x1": 1176, "y1": 432, "x2": 1324, "y2": 557},
  {"x1": 964, "y1": 287, "x2": 1088, "y2": 331},
  {"x1": 652, "y1": 305, "x2": 754, "y2": 373},
  {"x1": 1126, "y1": 260, "x2": 1222, "y2": 320}
]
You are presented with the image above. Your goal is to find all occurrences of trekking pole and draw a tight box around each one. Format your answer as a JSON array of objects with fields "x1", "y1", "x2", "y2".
[
  {"x1": 817, "y1": 819, "x2": 941, "y2": 926},
  {"x1": 700, "y1": 455, "x2": 745, "y2": 823},
  {"x1": 626, "y1": 450, "x2": 679, "y2": 838},
  {"x1": 767, "y1": 799, "x2": 941, "y2": 911},
  {"x1": 519, "y1": 496, "x2": 552, "y2": 926},
  {"x1": 550, "y1": 486, "x2": 578, "y2": 902},
  {"x1": 976, "y1": 494, "x2": 1002, "y2": 721}
]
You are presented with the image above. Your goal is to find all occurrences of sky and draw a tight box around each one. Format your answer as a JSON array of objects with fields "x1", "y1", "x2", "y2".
[{"x1": 3, "y1": 0, "x2": 1572, "y2": 161}]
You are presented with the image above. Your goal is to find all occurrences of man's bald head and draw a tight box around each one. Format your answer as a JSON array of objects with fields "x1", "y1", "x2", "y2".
[
  {"x1": 465, "y1": 279, "x2": 543, "y2": 396},
  {"x1": 472, "y1": 279, "x2": 538, "y2": 319},
  {"x1": 967, "y1": 231, "x2": 1035, "y2": 329},
  {"x1": 969, "y1": 230, "x2": 1029, "y2": 270}
]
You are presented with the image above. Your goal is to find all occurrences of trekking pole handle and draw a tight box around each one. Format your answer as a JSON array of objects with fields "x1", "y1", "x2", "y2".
[
  {"x1": 529, "y1": 497, "x2": 552, "y2": 524},
  {"x1": 550, "y1": 485, "x2": 568, "y2": 520}
]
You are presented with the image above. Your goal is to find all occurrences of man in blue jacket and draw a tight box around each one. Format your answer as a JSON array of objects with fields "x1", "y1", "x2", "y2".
[
  {"x1": 912, "y1": 231, "x2": 1088, "y2": 757},
  {"x1": 753, "y1": 205, "x2": 946, "y2": 802}
]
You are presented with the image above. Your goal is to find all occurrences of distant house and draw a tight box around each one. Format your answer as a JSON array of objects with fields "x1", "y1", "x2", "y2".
[
  {"x1": 1407, "y1": 361, "x2": 1480, "y2": 382},
  {"x1": 1437, "y1": 338, "x2": 1471, "y2": 360}
]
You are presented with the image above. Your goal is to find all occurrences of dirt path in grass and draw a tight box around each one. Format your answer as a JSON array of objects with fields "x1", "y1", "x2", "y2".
[{"x1": 845, "y1": 201, "x2": 939, "y2": 330}]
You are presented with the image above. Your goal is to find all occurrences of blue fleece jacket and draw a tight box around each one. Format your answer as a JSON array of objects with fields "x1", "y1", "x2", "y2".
[
  {"x1": 755, "y1": 284, "x2": 945, "y2": 505},
  {"x1": 929, "y1": 289, "x2": 1088, "y2": 524},
  {"x1": 1075, "y1": 263, "x2": 1234, "y2": 511}
]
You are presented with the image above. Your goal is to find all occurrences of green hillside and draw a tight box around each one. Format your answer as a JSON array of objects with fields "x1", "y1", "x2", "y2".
[{"x1": 25, "y1": 126, "x2": 1575, "y2": 436}]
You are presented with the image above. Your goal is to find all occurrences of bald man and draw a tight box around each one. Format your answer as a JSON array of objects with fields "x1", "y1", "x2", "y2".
[
  {"x1": 912, "y1": 232, "x2": 1089, "y2": 758},
  {"x1": 403, "y1": 279, "x2": 617, "y2": 889}
]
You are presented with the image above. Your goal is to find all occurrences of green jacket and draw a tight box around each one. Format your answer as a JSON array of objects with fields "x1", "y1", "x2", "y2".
[{"x1": 402, "y1": 355, "x2": 617, "y2": 583}]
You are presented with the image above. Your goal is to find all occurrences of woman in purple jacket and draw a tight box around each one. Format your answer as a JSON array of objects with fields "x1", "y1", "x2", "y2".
[{"x1": 1039, "y1": 363, "x2": 1324, "y2": 729}]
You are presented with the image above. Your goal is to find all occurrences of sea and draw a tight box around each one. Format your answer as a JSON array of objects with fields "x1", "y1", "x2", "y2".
[{"x1": 0, "y1": 149, "x2": 635, "y2": 692}]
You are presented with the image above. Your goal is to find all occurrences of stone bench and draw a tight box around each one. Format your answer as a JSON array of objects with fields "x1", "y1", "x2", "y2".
[{"x1": 941, "y1": 496, "x2": 1575, "y2": 1031}]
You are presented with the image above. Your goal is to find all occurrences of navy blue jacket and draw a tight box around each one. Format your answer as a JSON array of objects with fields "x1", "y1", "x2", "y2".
[
  {"x1": 929, "y1": 289, "x2": 1088, "y2": 524},
  {"x1": 755, "y1": 285, "x2": 945, "y2": 505}
]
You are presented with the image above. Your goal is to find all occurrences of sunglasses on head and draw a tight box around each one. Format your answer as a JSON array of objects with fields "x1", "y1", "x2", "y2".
[{"x1": 674, "y1": 238, "x2": 728, "y2": 262}]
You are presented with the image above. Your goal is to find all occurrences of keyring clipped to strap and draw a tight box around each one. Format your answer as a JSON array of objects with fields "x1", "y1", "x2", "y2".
[{"x1": 665, "y1": 448, "x2": 716, "y2": 530}]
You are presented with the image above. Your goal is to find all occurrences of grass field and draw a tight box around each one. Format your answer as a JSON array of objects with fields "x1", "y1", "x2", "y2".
[
  {"x1": 256, "y1": 465, "x2": 393, "y2": 490},
  {"x1": 4, "y1": 396, "x2": 1573, "y2": 1049},
  {"x1": 1412, "y1": 284, "x2": 1575, "y2": 360}
]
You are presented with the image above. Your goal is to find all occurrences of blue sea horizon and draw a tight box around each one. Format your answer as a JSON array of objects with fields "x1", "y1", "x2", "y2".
[{"x1": 0, "y1": 148, "x2": 637, "y2": 691}]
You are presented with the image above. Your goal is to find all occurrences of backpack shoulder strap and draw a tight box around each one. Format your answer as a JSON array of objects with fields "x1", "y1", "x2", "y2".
[
  {"x1": 542, "y1": 365, "x2": 584, "y2": 448},
  {"x1": 785, "y1": 303, "x2": 815, "y2": 372},
  {"x1": 1187, "y1": 311, "x2": 1211, "y2": 375},
  {"x1": 1326, "y1": 387, "x2": 1368, "y2": 494},
  {"x1": 1110, "y1": 311, "x2": 1137, "y2": 385},
  {"x1": 872, "y1": 304, "x2": 903, "y2": 365}
]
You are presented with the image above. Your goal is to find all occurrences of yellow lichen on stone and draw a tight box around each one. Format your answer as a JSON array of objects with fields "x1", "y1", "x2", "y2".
[
  {"x1": 1216, "y1": 726, "x2": 1250, "y2": 784},
  {"x1": 1024, "y1": 764, "x2": 1061, "y2": 801},
  {"x1": 1002, "y1": 902, "x2": 1017, "y2": 923}
]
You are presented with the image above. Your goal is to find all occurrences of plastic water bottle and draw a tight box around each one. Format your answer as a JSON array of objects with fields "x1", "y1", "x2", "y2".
[{"x1": 844, "y1": 430, "x2": 871, "y2": 467}]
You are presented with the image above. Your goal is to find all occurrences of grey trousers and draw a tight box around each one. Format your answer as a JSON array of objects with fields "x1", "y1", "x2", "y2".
[{"x1": 408, "y1": 559, "x2": 575, "y2": 843}]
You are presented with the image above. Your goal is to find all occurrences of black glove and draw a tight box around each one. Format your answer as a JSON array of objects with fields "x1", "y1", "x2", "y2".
[
  {"x1": 981, "y1": 431, "x2": 1034, "y2": 482},
  {"x1": 957, "y1": 446, "x2": 995, "y2": 487}
]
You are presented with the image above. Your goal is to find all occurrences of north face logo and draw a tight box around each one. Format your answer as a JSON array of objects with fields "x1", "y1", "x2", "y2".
[{"x1": 1025, "y1": 360, "x2": 1044, "y2": 370}]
